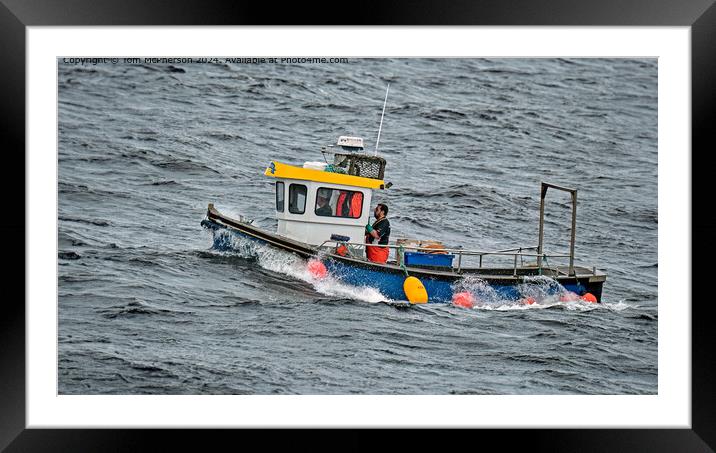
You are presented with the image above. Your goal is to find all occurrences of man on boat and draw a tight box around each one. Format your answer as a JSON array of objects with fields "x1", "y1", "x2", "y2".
[
  {"x1": 365, "y1": 203, "x2": 391, "y2": 264},
  {"x1": 315, "y1": 189, "x2": 333, "y2": 216}
]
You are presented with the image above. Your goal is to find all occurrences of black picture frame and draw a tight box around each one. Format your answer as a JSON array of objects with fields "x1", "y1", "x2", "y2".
[{"x1": 3, "y1": 0, "x2": 713, "y2": 450}]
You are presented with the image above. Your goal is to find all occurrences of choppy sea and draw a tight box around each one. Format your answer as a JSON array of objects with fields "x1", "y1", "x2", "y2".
[{"x1": 58, "y1": 57, "x2": 657, "y2": 395}]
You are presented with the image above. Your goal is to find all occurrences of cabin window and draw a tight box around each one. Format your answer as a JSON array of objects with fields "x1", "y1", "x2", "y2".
[
  {"x1": 275, "y1": 182, "x2": 285, "y2": 212},
  {"x1": 288, "y1": 183, "x2": 307, "y2": 214},
  {"x1": 314, "y1": 187, "x2": 363, "y2": 219}
]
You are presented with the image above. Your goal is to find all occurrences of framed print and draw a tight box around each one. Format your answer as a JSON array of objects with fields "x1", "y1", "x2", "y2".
[{"x1": 4, "y1": 0, "x2": 714, "y2": 450}]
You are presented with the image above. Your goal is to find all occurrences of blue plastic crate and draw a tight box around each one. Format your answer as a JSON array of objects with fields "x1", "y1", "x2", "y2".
[{"x1": 403, "y1": 252, "x2": 455, "y2": 267}]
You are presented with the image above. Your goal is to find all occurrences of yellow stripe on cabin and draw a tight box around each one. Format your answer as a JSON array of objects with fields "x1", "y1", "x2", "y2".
[{"x1": 264, "y1": 161, "x2": 385, "y2": 189}]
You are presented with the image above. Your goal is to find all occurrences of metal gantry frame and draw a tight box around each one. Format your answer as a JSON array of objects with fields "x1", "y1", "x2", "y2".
[
  {"x1": 315, "y1": 181, "x2": 580, "y2": 276},
  {"x1": 537, "y1": 182, "x2": 578, "y2": 276}
]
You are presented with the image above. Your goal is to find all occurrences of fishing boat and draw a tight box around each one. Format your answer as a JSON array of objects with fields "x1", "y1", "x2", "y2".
[{"x1": 201, "y1": 134, "x2": 607, "y2": 306}]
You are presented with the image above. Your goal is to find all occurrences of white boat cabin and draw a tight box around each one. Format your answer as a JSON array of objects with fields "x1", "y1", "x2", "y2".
[
  {"x1": 264, "y1": 136, "x2": 387, "y2": 247},
  {"x1": 274, "y1": 180, "x2": 373, "y2": 246}
]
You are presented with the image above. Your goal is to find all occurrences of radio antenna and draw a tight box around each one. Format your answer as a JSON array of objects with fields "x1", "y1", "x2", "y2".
[{"x1": 374, "y1": 83, "x2": 390, "y2": 156}]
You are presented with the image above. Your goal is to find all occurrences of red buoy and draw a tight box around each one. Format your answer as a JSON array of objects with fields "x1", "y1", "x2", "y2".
[
  {"x1": 452, "y1": 291, "x2": 475, "y2": 309},
  {"x1": 307, "y1": 259, "x2": 328, "y2": 279},
  {"x1": 522, "y1": 296, "x2": 536, "y2": 305},
  {"x1": 581, "y1": 292, "x2": 597, "y2": 303}
]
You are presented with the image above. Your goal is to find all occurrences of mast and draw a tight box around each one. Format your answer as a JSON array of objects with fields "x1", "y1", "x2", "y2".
[{"x1": 374, "y1": 83, "x2": 390, "y2": 156}]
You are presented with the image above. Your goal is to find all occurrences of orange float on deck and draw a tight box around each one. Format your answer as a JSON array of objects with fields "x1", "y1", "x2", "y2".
[
  {"x1": 581, "y1": 292, "x2": 597, "y2": 303},
  {"x1": 307, "y1": 259, "x2": 328, "y2": 279},
  {"x1": 452, "y1": 291, "x2": 475, "y2": 309}
]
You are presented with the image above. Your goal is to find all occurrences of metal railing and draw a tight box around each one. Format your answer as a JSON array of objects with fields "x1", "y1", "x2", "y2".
[{"x1": 317, "y1": 239, "x2": 571, "y2": 276}]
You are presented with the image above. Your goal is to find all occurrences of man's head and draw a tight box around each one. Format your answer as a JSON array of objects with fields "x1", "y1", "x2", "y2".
[
  {"x1": 374, "y1": 203, "x2": 388, "y2": 219},
  {"x1": 317, "y1": 189, "x2": 330, "y2": 206}
]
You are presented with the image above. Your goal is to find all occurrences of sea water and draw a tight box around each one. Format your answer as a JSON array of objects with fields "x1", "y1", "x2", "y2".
[{"x1": 58, "y1": 58, "x2": 657, "y2": 395}]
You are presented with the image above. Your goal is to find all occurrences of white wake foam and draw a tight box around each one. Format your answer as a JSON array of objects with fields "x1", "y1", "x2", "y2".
[
  {"x1": 451, "y1": 274, "x2": 625, "y2": 311},
  {"x1": 213, "y1": 230, "x2": 389, "y2": 303}
]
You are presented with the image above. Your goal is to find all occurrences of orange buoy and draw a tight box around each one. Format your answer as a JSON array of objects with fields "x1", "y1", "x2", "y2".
[
  {"x1": 522, "y1": 296, "x2": 536, "y2": 305},
  {"x1": 307, "y1": 259, "x2": 328, "y2": 279},
  {"x1": 581, "y1": 292, "x2": 597, "y2": 303},
  {"x1": 452, "y1": 291, "x2": 475, "y2": 309},
  {"x1": 559, "y1": 291, "x2": 580, "y2": 302},
  {"x1": 336, "y1": 245, "x2": 348, "y2": 256}
]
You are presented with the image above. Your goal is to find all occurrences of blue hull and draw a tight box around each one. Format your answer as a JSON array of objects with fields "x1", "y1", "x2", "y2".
[
  {"x1": 324, "y1": 258, "x2": 456, "y2": 302},
  {"x1": 202, "y1": 215, "x2": 604, "y2": 304},
  {"x1": 324, "y1": 259, "x2": 588, "y2": 303}
]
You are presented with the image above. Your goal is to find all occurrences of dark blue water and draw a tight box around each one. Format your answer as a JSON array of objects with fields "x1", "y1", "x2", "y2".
[{"x1": 58, "y1": 58, "x2": 657, "y2": 394}]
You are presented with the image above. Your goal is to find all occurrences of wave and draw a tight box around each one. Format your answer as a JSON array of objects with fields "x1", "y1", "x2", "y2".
[
  {"x1": 97, "y1": 298, "x2": 194, "y2": 319},
  {"x1": 151, "y1": 159, "x2": 220, "y2": 174},
  {"x1": 59, "y1": 216, "x2": 111, "y2": 227}
]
